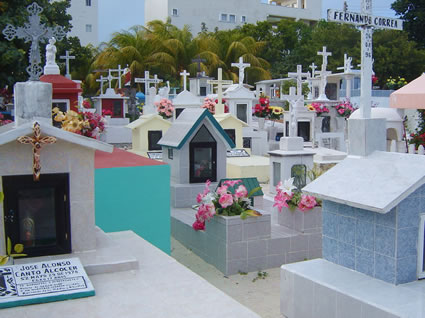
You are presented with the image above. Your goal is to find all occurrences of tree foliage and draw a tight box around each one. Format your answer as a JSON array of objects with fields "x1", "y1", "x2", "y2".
[{"x1": 391, "y1": 0, "x2": 425, "y2": 47}]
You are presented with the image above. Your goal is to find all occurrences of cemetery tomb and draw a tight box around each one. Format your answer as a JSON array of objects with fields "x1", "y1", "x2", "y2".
[{"x1": 40, "y1": 74, "x2": 82, "y2": 113}]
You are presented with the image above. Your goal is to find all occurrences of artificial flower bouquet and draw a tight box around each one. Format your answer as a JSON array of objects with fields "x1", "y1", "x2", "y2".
[
  {"x1": 273, "y1": 178, "x2": 320, "y2": 213},
  {"x1": 102, "y1": 109, "x2": 113, "y2": 116},
  {"x1": 253, "y1": 95, "x2": 271, "y2": 118},
  {"x1": 53, "y1": 108, "x2": 106, "y2": 139},
  {"x1": 335, "y1": 100, "x2": 355, "y2": 118},
  {"x1": 307, "y1": 102, "x2": 329, "y2": 116},
  {"x1": 154, "y1": 98, "x2": 174, "y2": 119},
  {"x1": 193, "y1": 180, "x2": 262, "y2": 231},
  {"x1": 268, "y1": 106, "x2": 284, "y2": 121}
]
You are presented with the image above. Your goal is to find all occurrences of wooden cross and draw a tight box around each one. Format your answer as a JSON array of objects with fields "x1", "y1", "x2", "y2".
[
  {"x1": 2, "y1": 2, "x2": 65, "y2": 81},
  {"x1": 231, "y1": 57, "x2": 250, "y2": 86},
  {"x1": 180, "y1": 70, "x2": 190, "y2": 91},
  {"x1": 288, "y1": 65, "x2": 309, "y2": 96},
  {"x1": 192, "y1": 54, "x2": 206, "y2": 76},
  {"x1": 60, "y1": 50, "x2": 75, "y2": 80},
  {"x1": 17, "y1": 122, "x2": 56, "y2": 181},
  {"x1": 328, "y1": 0, "x2": 403, "y2": 118},
  {"x1": 96, "y1": 75, "x2": 106, "y2": 95},
  {"x1": 207, "y1": 68, "x2": 233, "y2": 115}
]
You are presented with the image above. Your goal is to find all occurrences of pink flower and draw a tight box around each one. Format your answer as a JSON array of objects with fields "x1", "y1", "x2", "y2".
[
  {"x1": 298, "y1": 195, "x2": 317, "y2": 212},
  {"x1": 192, "y1": 219, "x2": 205, "y2": 231},
  {"x1": 338, "y1": 108, "x2": 345, "y2": 114},
  {"x1": 216, "y1": 185, "x2": 228, "y2": 196},
  {"x1": 219, "y1": 193, "x2": 233, "y2": 208},
  {"x1": 273, "y1": 191, "x2": 289, "y2": 212},
  {"x1": 196, "y1": 193, "x2": 203, "y2": 203},
  {"x1": 235, "y1": 185, "x2": 248, "y2": 198},
  {"x1": 223, "y1": 179, "x2": 242, "y2": 187}
]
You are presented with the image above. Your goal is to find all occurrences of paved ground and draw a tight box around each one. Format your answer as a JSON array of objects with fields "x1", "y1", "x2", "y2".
[{"x1": 171, "y1": 237, "x2": 283, "y2": 318}]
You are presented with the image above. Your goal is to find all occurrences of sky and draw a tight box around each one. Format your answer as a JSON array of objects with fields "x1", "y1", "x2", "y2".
[{"x1": 98, "y1": 0, "x2": 397, "y2": 43}]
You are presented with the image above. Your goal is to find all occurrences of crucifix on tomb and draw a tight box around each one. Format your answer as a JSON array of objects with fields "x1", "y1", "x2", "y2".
[
  {"x1": 231, "y1": 57, "x2": 250, "y2": 86},
  {"x1": 192, "y1": 54, "x2": 206, "y2": 77},
  {"x1": 17, "y1": 122, "x2": 57, "y2": 181},
  {"x1": 337, "y1": 53, "x2": 356, "y2": 99},
  {"x1": 207, "y1": 68, "x2": 233, "y2": 115},
  {"x1": 328, "y1": 0, "x2": 403, "y2": 118},
  {"x1": 316, "y1": 46, "x2": 333, "y2": 101},
  {"x1": 60, "y1": 50, "x2": 75, "y2": 80},
  {"x1": 288, "y1": 65, "x2": 309, "y2": 97},
  {"x1": 2, "y1": 2, "x2": 65, "y2": 81}
]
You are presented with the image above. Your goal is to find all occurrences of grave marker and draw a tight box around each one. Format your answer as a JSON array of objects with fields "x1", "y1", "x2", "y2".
[
  {"x1": 231, "y1": 57, "x2": 250, "y2": 86},
  {"x1": 59, "y1": 51, "x2": 75, "y2": 80},
  {"x1": 328, "y1": 0, "x2": 403, "y2": 118},
  {"x1": 288, "y1": 65, "x2": 309, "y2": 96},
  {"x1": 207, "y1": 68, "x2": 233, "y2": 115},
  {"x1": 179, "y1": 70, "x2": 190, "y2": 91}
]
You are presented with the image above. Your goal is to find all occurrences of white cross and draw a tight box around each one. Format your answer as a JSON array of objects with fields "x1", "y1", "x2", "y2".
[
  {"x1": 309, "y1": 62, "x2": 318, "y2": 78},
  {"x1": 179, "y1": 70, "x2": 190, "y2": 91},
  {"x1": 110, "y1": 65, "x2": 125, "y2": 89},
  {"x1": 59, "y1": 50, "x2": 75, "y2": 79},
  {"x1": 96, "y1": 75, "x2": 106, "y2": 95},
  {"x1": 231, "y1": 56, "x2": 250, "y2": 86},
  {"x1": 317, "y1": 46, "x2": 332, "y2": 71},
  {"x1": 328, "y1": 0, "x2": 403, "y2": 118},
  {"x1": 134, "y1": 71, "x2": 159, "y2": 95},
  {"x1": 281, "y1": 87, "x2": 301, "y2": 137},
  {"x1": 288, "y1": 65, "x2": 309, "y2": 96},
  {"x1": 337, "y1": 54, "x2": 353, "y2": 73},
  {"x1": 207, "y1": 68, "x2": 233, "y2": 115},
  {"x1": 106, "y1": 69, "x2": 120, "y2": 90},
  {"x1": 153, "y1": 74, "x2": 163, "y2": 88}
]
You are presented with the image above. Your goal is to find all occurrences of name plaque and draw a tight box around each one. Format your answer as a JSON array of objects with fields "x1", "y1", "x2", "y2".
[
  {"x1": 327, "y1": 9, "x2": 403, "y2": 30},
  {"x1": 0, "y1": 258, "x2": 94, "y2": 309},
  {"x1": 227, "y1": 149, "x2": 250, "y2": 158}
]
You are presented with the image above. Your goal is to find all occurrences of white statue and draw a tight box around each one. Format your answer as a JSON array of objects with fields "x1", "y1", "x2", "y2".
[
  {"x1": 46, "y1": 37, "x2": 57, "y2": 66},
  {"x1": 158, "y1": 81, "x2": 170, "y2": 99}
]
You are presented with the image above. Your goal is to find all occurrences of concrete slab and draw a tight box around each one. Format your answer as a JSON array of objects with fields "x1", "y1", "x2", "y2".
[{"x1": 1, "y1": 231, "x2": 260, "y2": 318}]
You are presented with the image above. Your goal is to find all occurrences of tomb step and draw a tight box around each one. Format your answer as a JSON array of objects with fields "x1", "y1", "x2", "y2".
[{"x1": 14, "y1": 227, "x2": 139, "y2": 276}]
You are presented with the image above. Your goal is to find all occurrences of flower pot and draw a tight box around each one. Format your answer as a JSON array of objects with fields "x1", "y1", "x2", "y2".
[
  {"x1": 105, "y1": 115, "x2": 111, "y2": 121},
  {"x1": 258, "y1": 117, "x2": 265, "y2": 130},
  {"x1": 334, "y1": 117, "x2": 346, "y2": 132},
  {"x1": 315, "y1": 116, "x2": 324, "y2": 133},
  {"x1": 268, "y1": 125, "x2": 278, "y2": 141},
  {"x1": 276, "y1": 206, "x2": 322, "y2": 233}
]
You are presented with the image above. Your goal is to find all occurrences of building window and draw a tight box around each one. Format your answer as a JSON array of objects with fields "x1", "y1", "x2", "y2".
[
  {"x1": 86, "y1": 0, "x2": 91, "y2": 6},
  {"x1": 229, "y1": 14, "x2": 236, "y2": 23},
  {"x1": 220, "y1": 13, "x2": 227, "y2": 22},
  {"x1": 172, "y1": 8, "x2": 178, "y2": 16},
  {"x1": 241, "y1": 15, "x2": 247, "y2": 23},
  {"x1": 168, "y1": 148, "x2": 173, "y2": 160},
  {"x1": 85, "y1": 24, "x2": 92, "y2": 32}
]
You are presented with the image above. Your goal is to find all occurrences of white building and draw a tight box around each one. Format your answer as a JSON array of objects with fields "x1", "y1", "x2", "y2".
[
  {"x1": 65, "y1": 0, "x2": 99, "y2": 46},
  {"x1": 145, "y1": 0, "x2": 322, "y2": 34}
]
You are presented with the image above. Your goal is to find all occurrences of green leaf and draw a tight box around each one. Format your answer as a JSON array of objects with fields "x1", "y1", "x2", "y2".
[
  {"x1": 0, "y1": 256, "x2": 9, "y2": 266},
  {"x1": 240, "y1": 211, "x2": 247, "y2": 220},
  {"x1": 244, "y1": 209, "x2": 262, "y2": 217},
  {"x1": 10, "y1": 253, "x2": 27, "y2": 258},
  {"x1": 0, "y1": 192, "x2": 3, "y2": 202},
  {"x1": 247, "y1": 186, "x2": 261, "y2": 198}
]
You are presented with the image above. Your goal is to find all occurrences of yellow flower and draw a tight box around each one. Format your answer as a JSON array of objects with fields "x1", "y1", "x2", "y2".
[
  {"x1": 270, "y1": 106, "x2": 283, "y2": 115},
  {"x1": 307, "y1": 104, "x2": 315, "y2": 111}
]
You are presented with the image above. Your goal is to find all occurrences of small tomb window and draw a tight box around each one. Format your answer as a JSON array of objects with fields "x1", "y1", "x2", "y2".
[
  {"x1": 322, "y1": 116, "x2": 330, "y2": 133},
  {"x1": 176, "y1": 108, "x2": 184, "y2": 118},
  {"x1": 148, "y1": 130, "x2": 163, "y2": 151},
  {"x1": 113, "y1": 100, "x2": 122, "y2": 117},
  {"x1": 52, "y1": 100, "x2": 69, "y2": 128},
  {"x1": 224, "y1": 129, "x2": 236, "y2": 144},
  {"x1": 298, "y1": 121, "x2": 310, "y2": 141},
  {"x1": 273, "y1": 162, "x2": 281, "y2": 187},
  {"x1": 86, "y1": 24, "x2": 92, "y2": 32},
  {"x1": 243, "y1": 137, "x2": 251, "y2": 149},
  {"x1": 200, "y1": 86, "x2": 207, "y2": 96},
  {"x1": 325, "y1": 83, "x2": 338, "y2": 100},
  {"x1": 168, "y1": 148, "x2": 173, "y2": 160},
  {"x1": 291, "y1": 164, "x2": 307, "y2": 190},
  {"x1": 236, "y1": 104, "x2": 248, "y2": 123}
]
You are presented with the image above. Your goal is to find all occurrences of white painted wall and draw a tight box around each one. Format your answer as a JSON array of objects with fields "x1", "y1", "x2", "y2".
[
  {"x1": 67, "y1": 0, "x2": 99, "y2": 46},
  {"x1": 145, "y1": 0, "x2": 322, "y2": 34}
]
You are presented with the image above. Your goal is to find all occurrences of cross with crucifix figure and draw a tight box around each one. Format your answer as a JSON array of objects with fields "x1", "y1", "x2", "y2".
[
  {"x1": 207, "y1": 68, "x2": 233, "y2": 115},
  {"x1": 316, "y1": 46, "x2": 332, "y2": 101},
  {"x1": 96, "y1": 75, "x2": 106, "y2": 95},
  {"x1": 60, "y1": 50, "x2": 75, "y2": 80},
  {"x1": 17, "y1": 122, "x2": 56, "y2": 181},
  {"x1": 180, "y1": 70, "x2": 190, "y2": 91},
  {"x1": 328, "y1": 0, "x2": 403, "y2": 118},
  {"x1": 192, "y1": 54, "x2": 206, "y2": 77},
  {"x1": 281, "y1": 87, "x2": 301, "y2": 137},
  {"x1": 231, "y1": 57, "x2": 250, "y2": 86},
  {"x1": 2, "y1": 2, "x2": 65, "y2": 81},
  {"x1": 288, "y1": 65, "x2": 309, "y2": 97},
  {"x1": 337, "y1": 53, "x2": 354, "y2": 74}
]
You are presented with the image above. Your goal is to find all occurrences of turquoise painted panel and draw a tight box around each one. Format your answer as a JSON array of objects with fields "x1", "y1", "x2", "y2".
[{"x1": 95, "y1": 164, "x2": 170, "y2": 254}]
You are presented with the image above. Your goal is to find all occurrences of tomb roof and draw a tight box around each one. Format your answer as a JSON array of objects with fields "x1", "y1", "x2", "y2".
[
  {"x1": 0, "y1": 120, "x2": 113, "y2": 153},
  {"x1": 303, "y1": 151, "x2": 425, "y2": 213},
  {"x1": 158, "y1": 108, "x2": 235, "y2": 149},
  {"x1": 350, "y1": 108, "x2": 403, "y2": 122},
  {"x1": 173, "y1": 90, "x2": 202, "y2": 107},
  {"x1": 224, "y1": 85, "x2": 256, "y2": 99},
  {"x1": 214, "y1": 113, "x2": 249, "y2": 127},
  {"x1": 126, "y1": 114, "x2": 172, "y2": 129}
]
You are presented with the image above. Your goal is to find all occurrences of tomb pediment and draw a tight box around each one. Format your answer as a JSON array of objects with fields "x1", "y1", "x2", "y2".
[
  {"x1": 224, "y1": 85, "x2": 256, "y2": 99},
  {"x1": 173, "y1": 90, "x2": 202, "y2": 107},
  {"x1": 303, "y1": 151, "x2": 425, "y2": 213}
]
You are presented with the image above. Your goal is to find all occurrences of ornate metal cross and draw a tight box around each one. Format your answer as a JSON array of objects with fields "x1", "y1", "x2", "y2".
[
  {"x1": 2, "y1": 2, "x2": 65, "y2": 81},
  {"x1": 17, "y1": 122, "x2": 57, "y2": 181}
]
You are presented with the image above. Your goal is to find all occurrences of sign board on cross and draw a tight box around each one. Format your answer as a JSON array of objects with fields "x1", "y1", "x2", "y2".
[
  {"x1": 134, "y1": 71, "x2": 159, "y2": 95},
  {"x1": 327, "y1": 0, "x2": 403, "y2": 118}
]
